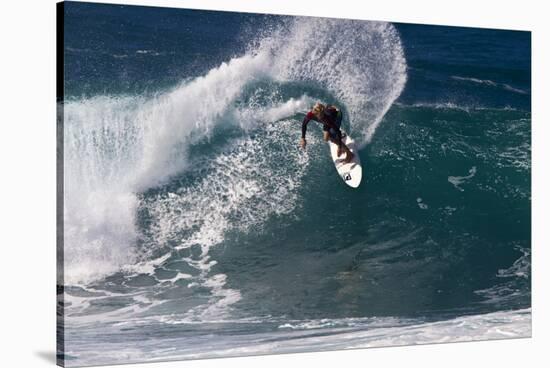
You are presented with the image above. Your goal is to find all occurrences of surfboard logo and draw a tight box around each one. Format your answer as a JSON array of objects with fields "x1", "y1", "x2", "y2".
[{"x1": 343, "y1": 173, "x2": 352, "y2": 181}]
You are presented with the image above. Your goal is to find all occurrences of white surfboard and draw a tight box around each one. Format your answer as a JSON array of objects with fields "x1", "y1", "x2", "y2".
[{"x1": 328, "y1": 131, "x2": 362, "y2": 188}]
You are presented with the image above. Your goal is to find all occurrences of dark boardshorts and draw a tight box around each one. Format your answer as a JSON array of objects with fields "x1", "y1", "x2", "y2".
[{"x1": 323, "y1": 110, "x2": 343, "y2": 140}]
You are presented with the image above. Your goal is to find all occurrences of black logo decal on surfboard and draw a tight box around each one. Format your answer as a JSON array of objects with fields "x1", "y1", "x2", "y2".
[{"x1": 343, "y1": 173, "x2": 352, "y2": 181}]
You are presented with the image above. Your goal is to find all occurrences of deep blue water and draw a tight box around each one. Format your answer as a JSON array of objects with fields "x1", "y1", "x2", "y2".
[{"x1": 59, "y1": 2, "x2": 531, "y2": 366}]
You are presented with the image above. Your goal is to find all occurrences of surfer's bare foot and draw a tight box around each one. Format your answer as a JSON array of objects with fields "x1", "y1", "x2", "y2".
[
  {"x1": 337, "y1": 146, "x2": 343, "y2": 157},
  {"x1": 344, "y1": 152, "x2": 354, "y2": 163}
]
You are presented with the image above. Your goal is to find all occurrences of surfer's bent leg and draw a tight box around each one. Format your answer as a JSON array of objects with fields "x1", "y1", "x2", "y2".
[
  {"x1": 334, "y1": 111, "x2": 354, "y2": 162},
  {"x1": 323, "y1": 111, "x2": 353, "y2": 162},
  {"x1": 331, "y1": 111, "x2": 344, "y2": 154},
  {"x1": 324, "y1": 126, "x2": 342, "y2": 145},
  {"x1": 327, "y1": 127, "x2": 351, "y2": 160}
]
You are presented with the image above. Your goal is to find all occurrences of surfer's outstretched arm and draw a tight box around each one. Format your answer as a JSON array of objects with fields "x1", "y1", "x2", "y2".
[
  {"x1": 301, "y1": 112, "x2": 314, "y2": 139},
  {"x1": 300, "y1": 112, "x2": 315, "y2": 149}
]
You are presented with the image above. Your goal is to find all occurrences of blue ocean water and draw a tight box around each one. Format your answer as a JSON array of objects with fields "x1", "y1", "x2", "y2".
[{"x1": 59, "y1": 2, "x2": 531, "y2": 366}]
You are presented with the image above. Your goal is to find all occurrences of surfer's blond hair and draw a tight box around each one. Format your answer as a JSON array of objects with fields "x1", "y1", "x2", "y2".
[{"x1": 312, "y1": 102, "x2": 325, "y2": 115}]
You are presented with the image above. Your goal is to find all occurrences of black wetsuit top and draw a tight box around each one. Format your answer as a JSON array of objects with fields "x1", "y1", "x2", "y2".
[{"x1": 301, "y1": 106, "x2": 341, "y2": 139}]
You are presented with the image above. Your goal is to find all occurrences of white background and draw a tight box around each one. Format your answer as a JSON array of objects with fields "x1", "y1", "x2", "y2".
[{"x1": 0, "y1": 0, "x2": 548, "y2": 367}]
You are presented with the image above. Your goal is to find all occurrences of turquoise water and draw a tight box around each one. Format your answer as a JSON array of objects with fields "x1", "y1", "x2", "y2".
[{"x1": 59, "y1": 2, "x2": 531, "y2": 366}]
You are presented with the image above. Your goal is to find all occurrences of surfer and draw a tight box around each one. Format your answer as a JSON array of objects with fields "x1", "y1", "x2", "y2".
[{"x1": 300, "y1": 102, "x2": 354, "y2": 163}]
